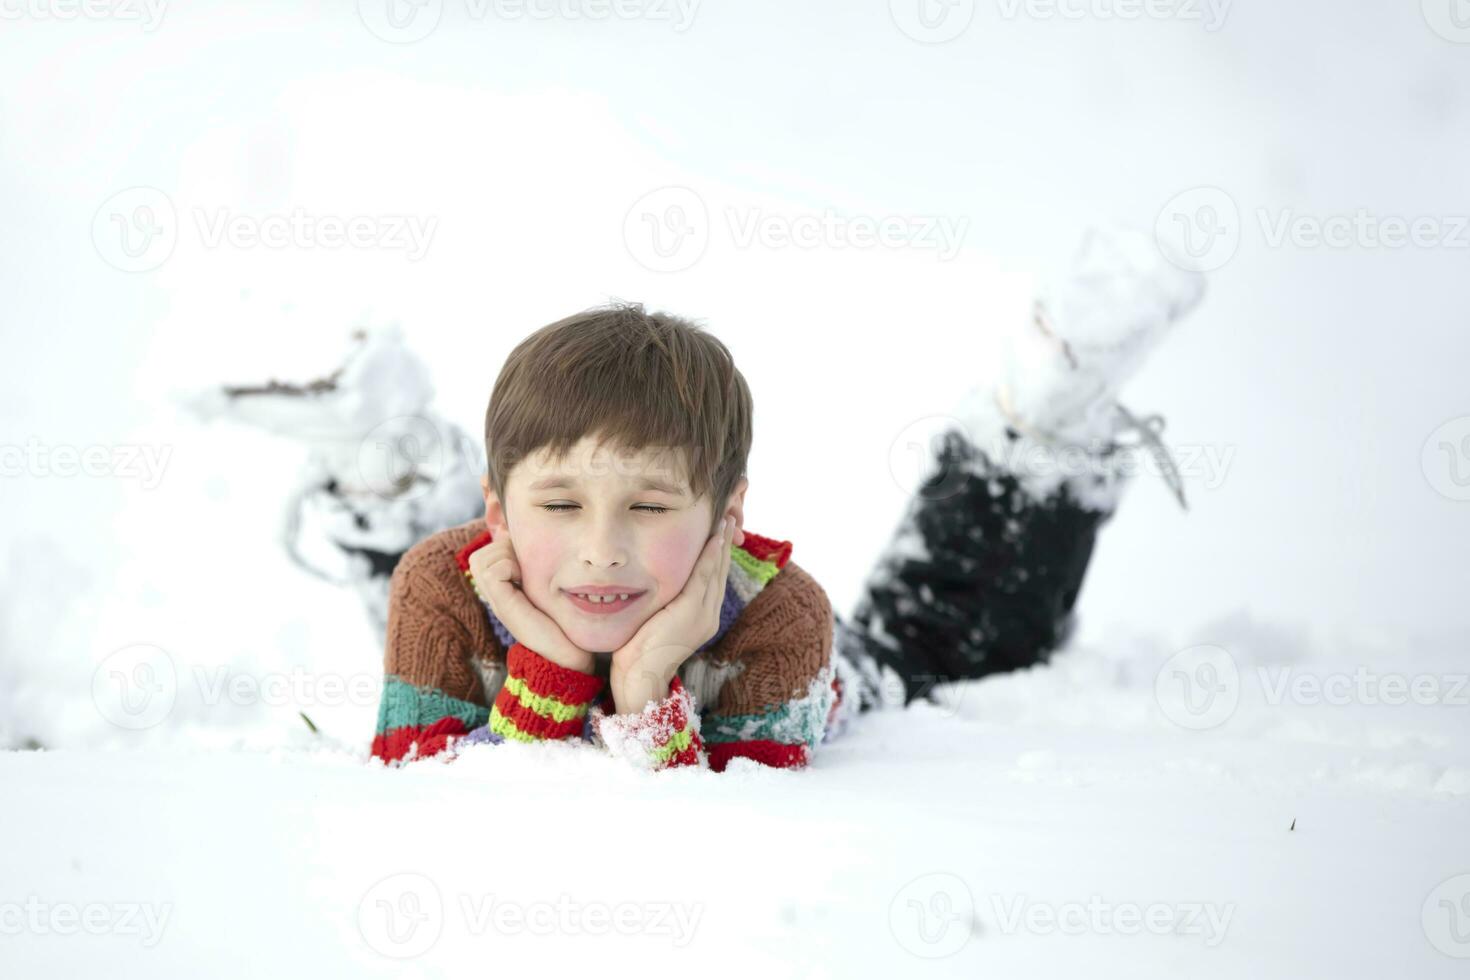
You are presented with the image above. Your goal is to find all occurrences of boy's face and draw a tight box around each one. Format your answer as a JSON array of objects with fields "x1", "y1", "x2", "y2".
[{"x1": 481, "y1": 435, "x2": 746, "y2": 657}]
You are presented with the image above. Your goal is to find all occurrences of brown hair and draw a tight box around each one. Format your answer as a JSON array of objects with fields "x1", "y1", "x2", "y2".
[{"x1": 484, "y1": 301, "x2": 752, "y2": 533}]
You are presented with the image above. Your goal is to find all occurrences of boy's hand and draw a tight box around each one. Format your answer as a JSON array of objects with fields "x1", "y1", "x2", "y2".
[
  {"x1": 610, "y1": 516, "x2": 735, "y2": 714},
  {"x1": 468, "y1": 523, "x2": 596, "y2": 675}
]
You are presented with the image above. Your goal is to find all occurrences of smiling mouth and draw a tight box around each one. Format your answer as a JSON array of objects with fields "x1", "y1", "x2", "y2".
[{"x1": 562, "y1": 589, "x2": 646, "y2": 613}]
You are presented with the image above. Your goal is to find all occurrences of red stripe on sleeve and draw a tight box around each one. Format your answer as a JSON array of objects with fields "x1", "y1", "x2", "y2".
[
  {"x1": 372, "y1": 716, "x2": 470, "y2": 764},
  {"x1": 707, "y1": 739, "x2": 809, "y2": 772},
  {"x1": 492, "y1": 685, "x2": 588, "y2": 740},
  {"x1": 507, "y1": 642, "x2": 604, "y2": 704}
]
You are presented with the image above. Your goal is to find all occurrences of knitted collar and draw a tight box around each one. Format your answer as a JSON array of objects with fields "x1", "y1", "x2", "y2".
[{"x1": 453, "y1": 526, "x2": 793, "y2": 657}]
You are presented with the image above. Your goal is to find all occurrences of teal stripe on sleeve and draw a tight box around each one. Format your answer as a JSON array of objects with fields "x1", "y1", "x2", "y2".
[
  {"x1": 375, "y1": 675, "x2": 490, "y2": 735},
  {"x1": 701, "y1": 683, "x2": 833, "y2": 751}
]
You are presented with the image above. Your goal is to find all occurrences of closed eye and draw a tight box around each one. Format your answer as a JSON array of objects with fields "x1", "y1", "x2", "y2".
[{"x1": 540, "y1": 504, "x2": 670, "y2": 514}]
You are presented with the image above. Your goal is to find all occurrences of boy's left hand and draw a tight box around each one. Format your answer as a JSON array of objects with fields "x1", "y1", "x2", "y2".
[{"x1": 609, "y1": 516, "x2": 735, "y2": 714}]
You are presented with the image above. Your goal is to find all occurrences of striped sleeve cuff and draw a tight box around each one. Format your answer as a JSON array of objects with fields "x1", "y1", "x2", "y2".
[
  {"x1": 487, "y1": 642, "x2": 604, "y2": 742},
  {"x1": 590, "y1": 676, "x2": 705, "y2": 770},
  {"x1": 372, "y1": 675, "x2": 491, "y2": 765},
  {"x1": 699, "y1": 666, "x2": 838, "y2": 771}
]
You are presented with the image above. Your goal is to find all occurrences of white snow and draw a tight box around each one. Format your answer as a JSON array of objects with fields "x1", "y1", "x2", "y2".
[
  {"x1": 4, "y1": 616, "x2": 1468, "y2": 977},
  {"x1": 3, "y1": 2, "x2": 1468, "y2": 977}
]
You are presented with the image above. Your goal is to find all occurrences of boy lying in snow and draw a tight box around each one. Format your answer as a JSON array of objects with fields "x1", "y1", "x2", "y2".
[
  {"x1": 371, "y1": 301, "x2": 842, "y2": 771},
  {"x1": 371, "y1": 228, "x2": 1207, "y2": 772}
]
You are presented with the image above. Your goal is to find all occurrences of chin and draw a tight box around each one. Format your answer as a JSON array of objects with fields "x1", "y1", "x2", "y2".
[{"x1": 561, "y1": 621, "x2": 637, "y2": 656}]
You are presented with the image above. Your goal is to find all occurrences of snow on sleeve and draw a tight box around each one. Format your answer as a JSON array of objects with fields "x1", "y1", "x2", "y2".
[
  {"x1": 590, "y1": 676, "x2": 705, "y2": 770},
  {"x1": 701, "y1": 666, "x2": 840, "y2": 772}
]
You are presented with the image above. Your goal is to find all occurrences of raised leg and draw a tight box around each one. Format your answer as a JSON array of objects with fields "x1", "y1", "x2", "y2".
[
  {"x1": 837, "y1": 423, "x2": 1120, "y2": 707},
  {"x1": 834, "y1": 227, "x2": 1206, "y2": 711}
]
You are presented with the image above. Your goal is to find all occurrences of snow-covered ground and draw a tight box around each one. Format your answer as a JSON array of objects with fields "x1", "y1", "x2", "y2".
[
  {"x1": 3, "y1": 2, "x2": 1468, "y2": 976},
  {"x1": 6, "y1": 619, "x2": 1469, "y2": 976}
]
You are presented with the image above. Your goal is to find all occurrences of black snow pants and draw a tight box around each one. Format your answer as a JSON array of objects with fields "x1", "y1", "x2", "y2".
[{"x1": 835, "y1": 423, "x2": 1120, "y2": 707}]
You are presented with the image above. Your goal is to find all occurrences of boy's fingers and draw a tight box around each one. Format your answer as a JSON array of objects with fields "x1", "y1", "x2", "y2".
[
  {"x1": 705, "y1": 525, "x2": 726, "y2": 598},
  {"x1": 699, "y1": 523, "x2": 726, "y2": 600},
  {"x1": 720, "y1": 529, "x2": 732, "y2": 591},
  {"x1": 716, "y1": 523, "x2": 733, "y2": 609},
  {"x1": 694, "y1": 523, "x2": 730, "y2": 638},
  {"x1": 703, "y1": 519, "x2": 732, "y2": 606},
  {"x1": 470, "y1": 537, "x2": 512, "y2": 576},
  {"x1": 471, "y1": 550, "x2": 509, "y2": 583}
]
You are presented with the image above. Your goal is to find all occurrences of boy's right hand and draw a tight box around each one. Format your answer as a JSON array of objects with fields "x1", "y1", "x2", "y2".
[{"x1": 468, "y1": 523, "x2": 596, "y2": 675}]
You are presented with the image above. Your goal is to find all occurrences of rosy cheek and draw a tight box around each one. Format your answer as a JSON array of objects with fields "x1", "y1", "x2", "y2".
[
  {"x1": 508, "y1": 532, "x2": 563, "y2": 599},
  {"x1": 644, "y1": 533, "x2": 704, "y2": 596},
  {"x1": 534, "y1": 548, "x2": 569, "y2": 588}
]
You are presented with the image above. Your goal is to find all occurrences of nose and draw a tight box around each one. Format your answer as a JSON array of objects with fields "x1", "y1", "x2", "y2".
[{"x1": 579, "y1": 515, "x2": 628, "y2": 569}]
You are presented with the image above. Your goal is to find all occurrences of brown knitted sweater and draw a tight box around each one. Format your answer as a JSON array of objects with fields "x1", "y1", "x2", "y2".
[{"x1": 371, "y1": 518, "x2": 843, "y2": 770}]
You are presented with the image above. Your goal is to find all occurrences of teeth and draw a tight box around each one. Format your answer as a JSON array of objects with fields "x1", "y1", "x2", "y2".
[{"x1": 575, "y1": 593, "x2": 632, "y2": 603}]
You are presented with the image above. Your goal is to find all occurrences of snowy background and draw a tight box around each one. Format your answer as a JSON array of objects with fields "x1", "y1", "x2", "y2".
[{"x1": 2, "y1": 1, "x2": 1468, "y2": 976}]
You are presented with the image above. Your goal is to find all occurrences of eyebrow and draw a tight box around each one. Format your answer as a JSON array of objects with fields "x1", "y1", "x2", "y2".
[{"x1": 526, "y1": 476, "x2": 689, "y2": 497}]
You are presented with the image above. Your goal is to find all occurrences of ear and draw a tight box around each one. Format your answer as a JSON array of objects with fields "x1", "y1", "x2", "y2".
[
  {"x1": 719, "y1": 475, "x2": 749, "y2": 548},
  {"x1": 481, "y1": 473, "x2": 506, "y2": 534}
]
